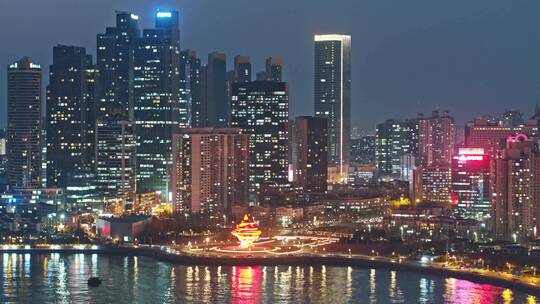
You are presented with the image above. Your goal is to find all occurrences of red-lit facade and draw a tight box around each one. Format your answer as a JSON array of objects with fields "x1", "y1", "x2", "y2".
[
  {"x1": 451, "y1": 148, "x2": 491, "y2": 224},
  {"x1": 464, "y1": 117, "x2": 538, "y2": 156}
]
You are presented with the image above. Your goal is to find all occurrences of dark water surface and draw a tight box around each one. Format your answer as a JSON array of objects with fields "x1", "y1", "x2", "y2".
[{"x1": 0, "y1": 253, "x2": 536, "y2": 303}]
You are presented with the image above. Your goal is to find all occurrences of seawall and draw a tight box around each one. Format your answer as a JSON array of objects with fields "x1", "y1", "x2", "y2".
[{"x1": 2, "y1": 246, "x2": 540, "y2": 297}]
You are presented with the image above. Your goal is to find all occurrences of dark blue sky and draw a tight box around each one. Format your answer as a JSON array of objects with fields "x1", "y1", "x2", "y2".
[{"x1": 1, "y1": 0, "x2": 540, "y2": 132}]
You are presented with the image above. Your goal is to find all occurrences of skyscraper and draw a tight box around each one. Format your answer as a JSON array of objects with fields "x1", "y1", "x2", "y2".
[
  {"x1": 314, "y1": 34, "x2": 351, "y2": 181},
  {"x1": 96, "y1": 11, "x2": 140, "y2": 119},
  {"x1": 234, "y1": 55, "x2": 251, "y2": 83},
  {"x1": 95, "y1": 115, "x2": 136, "y2": 205},
  {"x1": 84, "y1": 64, "x2": 99, "y2": 168},
  {"x1": 46, "y1": 46, "x2": 95, "y2": 190},
  {"x1": 292, "y1": 116, "x2": 328, "y2": 194},
  {"x1": 206, "y1": 52, "x2": 227, "y2": 127},
  {"x1": 170, "y1": 128, "x2": 249, "y2": 218},
  {"x1": 133, "y1": 9, "x2": 180, "y2": 198},
  {"x1": 182, "y1": 50, "x2": 203, "y2": 128},
  {"x1": 265, "y1": 57, "x2": 282, "y2": 82},
  {"x1": 230, "y1": 81, "x2": 289, "y2": 201},
  {"x1": 7, "y1": 57, "x2": 42, "y2": 189},
  {"x1": 179, "y1": 50, "x2": 193, "y2": 128}
]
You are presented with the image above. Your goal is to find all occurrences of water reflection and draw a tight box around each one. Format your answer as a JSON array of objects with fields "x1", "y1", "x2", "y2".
[
  {"x1": 444, "y1": 277, "x2": 511, "y2": 304},
  {"x1": 389, "y1": 270, "x2": 404, "y2": 303},
  {"x1": 369, "y1": 268, "x2": 376, "y2": 303},
  {"x1": 230, "y1": 266, "x2": 262, "y2": 303},
  {"x1": 0, "y1": 254, "x2": 536, "y2": 304}
]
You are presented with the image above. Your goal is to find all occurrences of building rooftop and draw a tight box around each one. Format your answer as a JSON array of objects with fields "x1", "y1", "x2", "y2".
[{"x1": 98, "y1": 215, "x2": 150, "y2": 223}]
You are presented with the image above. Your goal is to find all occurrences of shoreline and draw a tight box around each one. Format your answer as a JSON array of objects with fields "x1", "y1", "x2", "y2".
[{"x1": 2, "y1": 245, "x2": 540, "y2": 297}]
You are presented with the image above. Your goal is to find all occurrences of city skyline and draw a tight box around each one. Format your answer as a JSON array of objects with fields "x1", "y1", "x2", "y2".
[
  {"x1": 2, "y1": 0, "x2": 540, "y2": 132},
  {"x1": 4, "y1": 4, "x2": 540, "y2": 304}
]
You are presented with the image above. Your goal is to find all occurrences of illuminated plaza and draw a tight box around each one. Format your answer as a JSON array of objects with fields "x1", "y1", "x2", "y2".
[{"x1": 179, "y1": 214, "x2": 339, "y2": 257}]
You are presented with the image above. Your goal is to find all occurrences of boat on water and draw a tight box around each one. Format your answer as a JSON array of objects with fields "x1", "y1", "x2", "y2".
[{"x1": 87, "y1": 277, "x2": 102, "y2": 287}]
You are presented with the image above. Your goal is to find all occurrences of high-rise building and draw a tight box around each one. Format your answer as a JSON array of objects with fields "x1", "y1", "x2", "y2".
[
  {"x1": 497, "y1": 110, "x2": 524, "y2": 127},
  {"x1": 493, "y1": 134, "x2": 540, "y2": 242},
  {"x1": 418, "y1": 110, "x2": 455, "y2": 167},
  {"x1": 182, "y1": 50, "x2": 203, "y2": 128},
  {"x1": 351, "y1": 135, "x2": 376, "y2": 165},
  {"x1": 206, "y1": 52, "x2": 227, "y2": 127},
  {"x1": 375, "y1": 119, "x2": 418, "y2": 177},
  {"x1": 95, "y1": 115, "x2": 136, "y2": 205},
  {"x1": 0, "y1": 129, "x2": 6, "y2": 192},
  {"x1": 0, "y1": 131, "x2": 6, "y2": 156},
  {"x1": 198, "y1": 65, "x2": 209, "y2": 126},
  {"x1": 413, "y1": 111, "x2": 455, "y2": 205},
  {"x1": 254, "y1": 58, "x2": 282, "y2": 82},
  {"x1": 170, "y1": 128, "x2": 249, "y2": 218},
  {"x1": 451, "y1": 148, "x2": 491, "y2": 223},
  {"x1": 465, "y1": 117, "x2": 537, "y2": 156},
  {"x1": 230, "y1": 81, "x2": 289, "y2": 201},
  {"x1": 234, "y1": 55, "x2": 251, "y2": 83},
  {"x1": 255, "y1": 71, "x2": 267, "y2": 81},
  {"x1": 288, "y1": 119, "x2": 297, "y2": 183},
  {"x1": 314, "y1": 34, "x2": 351, "y2": 181},
  {"x1": 292, "y1": 116, "x2": 328, "y2": 194},
  {"x1": 84, "y1": 64, "x2": 99, "y2": 166},
  {"x1": 133, "y1": 9, "x2": 181, "y2": 198},
  {"x1": 265, "y1": 57, "x2": 282, "y2": 82},
  {"x1": 413, "y1": 166, "x2": 452, "y2": 204},
  {"x1": 179, "y1": 50, "x2": 193, "y2": 128},
  {"x1": 225, "y1": 70, "x2": 235, "y2": 125},
  {"x1": 96, "y1": 11, "x2": 140, "y2": 119},
  {"x1": 46, "y1": 46, "x2": 95, "y2": 191},
  {"x1": 7, "y1": 57, "x2": 42, "y2": 189},
  {"x1": 400, "y1": 153, "x2": 416, "y2": 184}
]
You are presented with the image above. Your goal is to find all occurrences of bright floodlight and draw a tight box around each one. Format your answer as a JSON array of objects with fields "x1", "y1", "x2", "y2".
[{"x1": 156, "y1": 11, "x2": 172, "y2": 18}]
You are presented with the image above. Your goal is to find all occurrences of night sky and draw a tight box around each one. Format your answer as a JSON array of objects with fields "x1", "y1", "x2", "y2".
[{"x1": 1, "y1": 0, "x2": 540, "y2": 132}]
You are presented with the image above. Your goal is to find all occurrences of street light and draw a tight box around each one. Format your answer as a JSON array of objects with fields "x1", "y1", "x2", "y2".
[{"x1": 506, "y1": 262, "x2": 512, "y2": 273}]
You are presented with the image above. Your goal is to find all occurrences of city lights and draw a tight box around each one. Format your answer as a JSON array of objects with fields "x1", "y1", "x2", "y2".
[{"x1": 1, "y1": 3, "x2": 539, "y2": 303}]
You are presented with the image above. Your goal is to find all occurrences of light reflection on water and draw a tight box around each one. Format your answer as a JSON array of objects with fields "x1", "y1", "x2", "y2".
[{"x1": 0, "y1": 254, "x2": 537, "y2": 304}]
